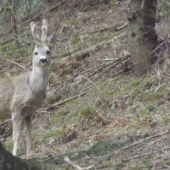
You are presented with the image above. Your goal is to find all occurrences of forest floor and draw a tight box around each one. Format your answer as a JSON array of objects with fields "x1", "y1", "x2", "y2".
[{"x1": 1, "y1": 0, "x2": 170, "y2": 169}]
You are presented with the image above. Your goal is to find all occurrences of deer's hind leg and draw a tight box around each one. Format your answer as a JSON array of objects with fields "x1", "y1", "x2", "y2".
[{"x1": 25, "y1": 114, "x2": 32, "y2": 154}]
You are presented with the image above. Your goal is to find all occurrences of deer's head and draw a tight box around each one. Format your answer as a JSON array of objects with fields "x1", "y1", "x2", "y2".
[{"x1": 30, "y1": 19, "x2": 54, "y2": 70}]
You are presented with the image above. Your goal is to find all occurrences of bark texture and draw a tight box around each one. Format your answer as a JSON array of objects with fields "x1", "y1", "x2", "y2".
[
  {"x1": 128, "y1": 0, "x2": 158, "y2": 75},
  {"x1": 0, "y1": 142, "x2": 48, "y2": 170}
]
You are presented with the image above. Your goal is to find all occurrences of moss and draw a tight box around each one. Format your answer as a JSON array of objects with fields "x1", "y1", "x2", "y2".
[
  {"x1": 49, "y1": 77, "x2": 56, "y2": 85},
  {"x1": 110, "y1": 1, "x2": 115, "y2": 10},
  {"x1": 157, "y1": 106, "x2": 165, "y2": 113},
  {"x1": 150, "y1": 121, "x2": 159, "y2": 128},
  {"x1": 43, "y1": 129, "x2": 63, "y2": 139},
  {"x1": 65, "y1": 98, "x2": 82, "y2": 108},
  {"x1": 52, "y1": 112, "x2": 67, "y2": 125},
  {"x1": 102, "y1": 87, "x2": 115, "y2": 95},
  {"x1": 142, "y1": 132, "x2": 150, "y2": 138},
  {"x1": 137, "y1": 105, "x2": 154, "y2": 119},
  {"x1": 107, "y1": 123, "x2": 137, "y2": 137},
  {"x1": 47, "y1": 96, "x2": 59, "y2": 104},
  {"x1": 130, "y1": 89, "x2": 141, "y2": 101},
  {"x1": 71, "y1": 37, "x2": 81, "y2": 45},
  {"x1": 141, "y1": 92, "x2": 163, "y2": 101},
  {"x1": 51, "y1": 62, "x2": 60, "y2": 72},
  {"x1": 3, "y1": 140, "x2": 13, "y2": 153},
  {"x1": 120, "y1": 86, "x2": 130, "y2": 94},
  {"x1": 80, "y1": 107, "x2": 92, "y2": 115},
  {"x1": 72, "y1": 111, "x2": 78, "y2": 116},
  {"x1": 132, "y1": 164, "x2": 142, "y2": 170},
  {"x1": 131, "y1": 77, "x2": 142, "y2": 86},
  {"x1": 0, "y1": 72, "x2": 7, "y2": 78},
  {"x1": 145, "y1": 105, "x2": 155, "y2": 112},
  {"x1": 89, "y1": 86, "x2": 98, "y2": 93},
  {"x1": 1, "y1": 45, "x2": 9, "y2": 52},
  {"x1": 143, "y1": 159, "x2": 152, "y2": 168},
  {"x1": 101, "y1": 162, "x2": 113, "y2": 168},
  {"x1": 104, "y1": 75, "x2": 124, "y2": 83},
  {"x1": 120, "y1": 76, "x2": 158, "y2": 100},
  {"x1": 114, "y1": 162, "x2": 126, "y2": 170}
]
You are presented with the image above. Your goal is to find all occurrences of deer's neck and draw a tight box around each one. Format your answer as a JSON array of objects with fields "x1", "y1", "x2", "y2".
[{"x1": 29, "y1": 66, "x2": 49, "y2": 93}]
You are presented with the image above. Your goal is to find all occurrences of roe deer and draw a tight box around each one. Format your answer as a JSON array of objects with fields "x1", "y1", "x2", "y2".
[{"x1": 0, "y1": 19, "x2": 54, "y2": 156}]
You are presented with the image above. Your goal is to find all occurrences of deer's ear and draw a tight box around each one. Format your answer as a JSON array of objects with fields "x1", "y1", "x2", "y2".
[
  {"x1": 47, "y1": 32, "x2": 56, "y2": 46},
  {"x1": 30, "y1": 22, "x2": 40, "y2": 43},
  {"x1": 41, "y1": 19, "x2": 48, "y2": 42}
]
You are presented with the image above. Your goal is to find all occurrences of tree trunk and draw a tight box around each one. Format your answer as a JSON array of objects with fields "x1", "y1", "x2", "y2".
[
  {"x1": 128, "y1": 0, "x2": 158, "y2": 76},
  {"x1": 0, "y1": 142, "x2": 57, "y2": 170}
]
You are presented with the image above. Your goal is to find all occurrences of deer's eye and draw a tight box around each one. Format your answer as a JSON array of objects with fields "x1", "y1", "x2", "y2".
[
  {"x1": 46, "y1": 50, "x2": 50, "y2": 55},
  {"x1": 34, "y1": 52, "x2": 38, "y2": 55}
]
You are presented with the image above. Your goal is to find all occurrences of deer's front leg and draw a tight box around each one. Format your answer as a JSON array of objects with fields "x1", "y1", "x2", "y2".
[
  {"x1": 25, "y1": 114, "x2": 32, "y2": 154},
  {"x1": 12, "y1": 111, "x2": 22, "y2": 156}
]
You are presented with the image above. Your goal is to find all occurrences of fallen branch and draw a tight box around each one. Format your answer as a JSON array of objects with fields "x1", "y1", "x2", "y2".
[
  {"x1": 87, "y1": 24, "x2": 118, "y2": 34},
  {"x1": 160, "y1": 0, "x2": 170, "y2": 7},
  {"x1": 82, "y1": 76, "x2": 101, "y2": 92},
  {"x1": 7, "y1": 59, "x2": 28, "y2": 70},
  {"x1": 151, "y1": 40, "x2": 166, "y2": 54},
  {"x1": 0, "y1": 119, "x2": 12, "y2": 139},
  {"x1": 0, "y1": 33, "x2": 30, "y2": 45},
  {"x1": 89, "y1": 58, "x2": 118, "y2": 61},
  {"x1": 71, "y1": 32, "x2": 127, "y2": 60},
  {"x1": 120, "y1": 129, "x2": 170, "y2": 151},
  {"x1": 25, "y1": 0, "x2": 67, "y2": 23},
  {"x1": 150, "y1": 156, "x2": 170, "y2": 168},
  {"x1": 115, "y1": 23, "x2": 127, "y2": 31},
  {"x1": 48, "y1": 54, "x2": 131, "y2": 110},
  {"x1": 64, "y1": 156, "x2": 83, "y2": 170},
  {"x1": 47, "y1": 89, "x2": 89, "y2": 110},
  {"x1": 122, "y1": 151, "x2": 152, "y2": 162},
  {"x1": 53, "y1": 32, "x2": 127, "y2": 60},
  {"x1": 92, "y1": 55, "x2": 131, "y2": 82}
]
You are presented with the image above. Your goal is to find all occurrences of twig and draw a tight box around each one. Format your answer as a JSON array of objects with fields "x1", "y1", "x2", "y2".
[
  {"x1": 82, "y1": 76, "x2": 101, "y2": 93},
  {"x1": 123, "y1": 151, "x2": 152, "y2": 162},
  {"x1": 93, "y1": 55, "x2": 130, "y2": 81},
  {"x1": 88, "y1": 25, "x2": 118, "y2": 34},
  {"x1": 115, "y1": 23, "x2": 127, "y2": 31},
  {"x1": 0, "y1": 33, "x2": 30, "y2": 45},
  {"x1": 160, "y1": 0, "x2": 170, "y2": 7},
  {"x1": 25, "y1": 0, "x2": 67, "y2": 23},
  {"x1": 64, "y1": 156, "x2": 83, "y2": 170},
  {"x1": 150, "y1": 156, "x2": 170, "y2": 168},
  {"x1": 89, "y1": 58, "x2": 118, "y2": 61},
  {"x1": 154, "y1": 83, "x2": 166, "y2": 93},
  {"x1": 141, "y1": 0, "x2": 145, "y2": 8},
  {"x1": 7, "y1": 59, "x2": 27, "y2": 70},
  {"x1": 151, "y1": 40, "x2": 166, "y2": 54},
  {"x1": 47, "y1": 89, "x2": 90, "y2": 110},
  {"x1": 53, "y1": 32, "x2": 127, "y2": 60},
  {"x1": 0, "y1": 1, "x2": 66, "y2": 42},
  {"x1": 120, "y1": 129, "x2": 170, "y2": 152}
]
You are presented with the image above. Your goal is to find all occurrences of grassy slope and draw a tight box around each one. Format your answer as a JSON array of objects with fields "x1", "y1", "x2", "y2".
[{"x1": 1, "y1": 0, "x2": 170, "y2": 169}]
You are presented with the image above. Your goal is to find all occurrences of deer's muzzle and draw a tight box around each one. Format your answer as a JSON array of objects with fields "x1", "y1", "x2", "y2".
[{"x1": 39, "y1": 58, "x2": 48, "y2": 65}]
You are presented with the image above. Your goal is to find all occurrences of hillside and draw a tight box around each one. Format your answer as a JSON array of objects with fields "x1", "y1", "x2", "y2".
[{"x1": 1, "y1": 0, "x2": 170, "y2": 169}]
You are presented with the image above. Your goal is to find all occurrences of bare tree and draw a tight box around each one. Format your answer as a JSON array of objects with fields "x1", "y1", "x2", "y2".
[
  {"x1": 0, "y1": 141, "x2": 60, "y2": 170},
  {"x1": 0, "y1": 142, "x2": 42, "y2": 170},
  {"x1": 128, "y1": 0, "x2": 158, "y2": 76}
]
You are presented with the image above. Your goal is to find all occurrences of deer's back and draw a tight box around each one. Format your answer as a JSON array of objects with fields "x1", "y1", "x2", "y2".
[
  {"x1": 0, "y1": 76, "x2": 15, "y2": 119},
  {"x1": 0, "y1": 72, "x2": 46, "y2": 120}
]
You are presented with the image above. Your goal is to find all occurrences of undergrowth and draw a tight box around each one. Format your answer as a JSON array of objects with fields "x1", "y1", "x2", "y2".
[{"x1": 1, "y1": 0, "x2": 170, "y2": 169}]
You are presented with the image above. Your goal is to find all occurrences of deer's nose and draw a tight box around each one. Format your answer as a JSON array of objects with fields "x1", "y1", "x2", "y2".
[{"x1": 39, "y1": 58, "x2": 47, "y2": 64}]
